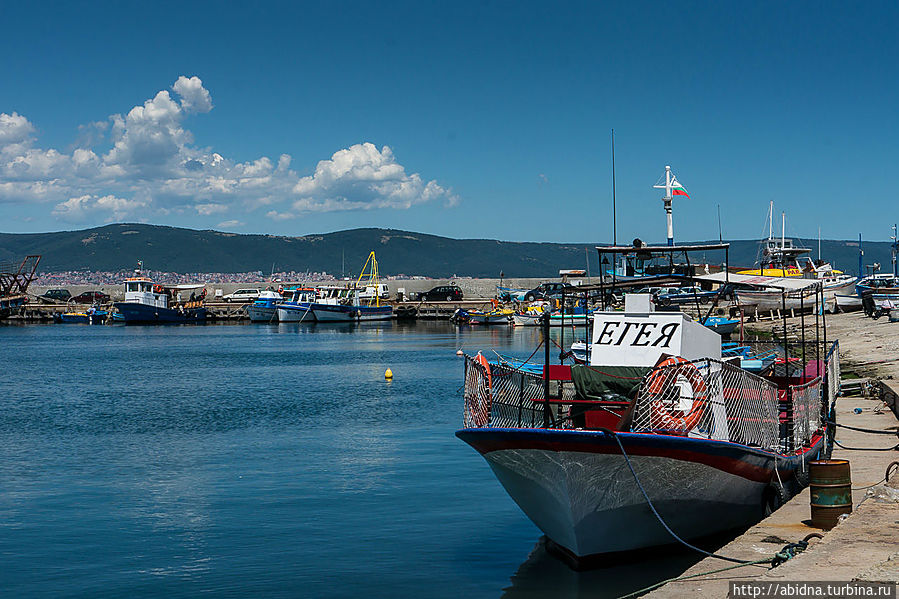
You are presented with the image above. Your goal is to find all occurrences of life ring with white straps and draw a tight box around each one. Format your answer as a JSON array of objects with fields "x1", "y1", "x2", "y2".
[{"x1": 645, "y1": 356, "x2": 708, "y2": 431}]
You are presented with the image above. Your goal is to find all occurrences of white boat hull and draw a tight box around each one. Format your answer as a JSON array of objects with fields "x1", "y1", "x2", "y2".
[
  {"x1": 248, "y1": 305, "x2": 279, "y2": 322},
  {"x1": 834, "y1": 294, "x2": 862, "y2": 312},
  {"x1": 478, "y1": 445, "x2": 765, "y2": 556},
  {"x1": 277, "y1": 304, "x2": 315, "y2": 322}
]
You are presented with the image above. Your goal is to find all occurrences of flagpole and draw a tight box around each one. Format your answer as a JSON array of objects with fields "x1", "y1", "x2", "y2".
[
  {"x1": 664, "y1": 165, "x2": 674, "y2": 246},
  {"x1": 611, "y1": 129, "x2": 617, "y2": 247}
]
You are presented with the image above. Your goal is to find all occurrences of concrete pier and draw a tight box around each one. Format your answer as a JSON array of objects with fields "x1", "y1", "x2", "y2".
[{"x1": 646, "y1": 312, "x2": 899, "y2": 597}]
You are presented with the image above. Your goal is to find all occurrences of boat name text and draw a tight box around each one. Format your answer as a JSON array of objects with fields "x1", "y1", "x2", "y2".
[{"x1": 595, "y1": 321, "x2": 678, "y2": 348}]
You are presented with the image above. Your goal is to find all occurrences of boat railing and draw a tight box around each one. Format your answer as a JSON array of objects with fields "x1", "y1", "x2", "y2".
[
  {"x1": 788, "y1": 376, "x2": 823, "y2": 449},
  {"x1": 463, "y1": 355, "x2": 571, "y2": 429},
  {"x1": 630, "y1": 358, "x2": 782, "y2": 451}
]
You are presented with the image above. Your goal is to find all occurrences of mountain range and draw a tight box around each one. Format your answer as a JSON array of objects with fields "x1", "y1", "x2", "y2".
[{"x1": 0, "y1": 223, "x2": 889, "y2": 278}]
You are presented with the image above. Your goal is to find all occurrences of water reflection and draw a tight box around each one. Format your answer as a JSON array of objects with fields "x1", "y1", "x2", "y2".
[{"x1": 502, "y1": 538, "x2": 705, "y2": 599}]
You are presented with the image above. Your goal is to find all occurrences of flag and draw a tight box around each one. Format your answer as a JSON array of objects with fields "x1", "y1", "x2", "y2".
[{"x1": 671, "y1": 178, "x2": 689, "y2": 198}]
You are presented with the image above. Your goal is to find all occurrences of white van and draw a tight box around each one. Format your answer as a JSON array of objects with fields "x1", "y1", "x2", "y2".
[
  {"x1": 223, "y1": 288, "x2": 262, "y2": 302},
  {"x1": 357, "y1": 284, "x2": 390, "y2": 300}
]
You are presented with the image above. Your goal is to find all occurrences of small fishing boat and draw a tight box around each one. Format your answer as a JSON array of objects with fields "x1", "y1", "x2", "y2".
[
  {"x1": 700, "y1": 315, "x2": 739, "y2": 336},
  {"x1": 457, "y1": 242, "x2": 837, "y2": 565},
  {"x1": 53, "y1": 308, "x2": 115, "y2": 324},
  {"x1": 310, "y1": 252, "x2": 394, "y2": 322},
  {"x1": 468, "y1": 308, "x2": 513, "y2": 325},
  {"x1": 276, "y1": 288, "x2": 317, "y2": 322},
  {"x1": 247, "y1": 289, "x2": 286, "y2": 322},
  {"x1": 834, "y1": 293, "x2": 862, "y2": 312},
  {"x1": 113, "y1": 267, "x2": 207, "y2": 324}
]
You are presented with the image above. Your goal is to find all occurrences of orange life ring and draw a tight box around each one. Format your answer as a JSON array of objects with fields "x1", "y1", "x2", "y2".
[
  {"x1": 646, "y1": 356, "x2": 707, "y2": 431},
  {"x1": 153, "y1": 284, "x2": 163, "y2": 294}
]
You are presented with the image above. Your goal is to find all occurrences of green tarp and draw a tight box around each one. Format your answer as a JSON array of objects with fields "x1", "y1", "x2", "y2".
[{"x1": 570, "y1": 364, "x2": 650, "y2": 401}]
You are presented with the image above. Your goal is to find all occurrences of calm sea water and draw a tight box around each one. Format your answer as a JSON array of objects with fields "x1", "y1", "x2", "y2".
[{"x1": 0, "y1": 321, "x2": 703, "y2": 598}]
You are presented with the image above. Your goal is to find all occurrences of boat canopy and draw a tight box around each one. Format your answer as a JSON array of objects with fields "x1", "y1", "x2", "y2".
[{"x1": 694, "y1": 272, "x2": 822, "y2": 291}]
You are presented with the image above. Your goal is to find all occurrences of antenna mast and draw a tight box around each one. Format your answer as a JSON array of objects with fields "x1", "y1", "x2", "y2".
[
  {"x1": 611, "y1": 129, "x2": 617, "y2": 246},
  {"x1": 652, "y1": 165, "x2": 687, "y2": 246}
]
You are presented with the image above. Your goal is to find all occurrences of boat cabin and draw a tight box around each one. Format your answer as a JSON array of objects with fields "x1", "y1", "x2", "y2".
[{"x1": 123, "y1": 277, "x2": 169, "y2": 309}]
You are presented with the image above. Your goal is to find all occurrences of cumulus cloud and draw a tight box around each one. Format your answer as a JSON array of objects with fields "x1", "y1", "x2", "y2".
[
  {"x1": 216, "y1": 219, "x2": 244, "y2": 229},
  {"x1": 53, "y1": 194, "x2": 149, "y2": 222},
  {"x1": 289, "y1": 143, "x2": 457, "y2": 214},
  {"x1": 0, "y1": 76, "x2": 457, "y2": 223},
  {"x1": 0, "y1": 112, "x2": 34, "y2": 145}
]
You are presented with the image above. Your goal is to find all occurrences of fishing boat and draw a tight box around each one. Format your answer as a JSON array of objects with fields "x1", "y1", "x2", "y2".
[
  {"x1": 699, "y1": 315, "x2": 739, "y2": 336},
  {"x1": 276, "y1": 288, "x2": 318, "y2": 322},
  {"x1": 113, "y1": 267, "x2": 207, "y2": 324},
  {"x1": 247, "y1": 289, "x2": 286, "y2": 322},
  {"x1": 512, "y1": 308, "x2": 593, "y2": 327},
  {"x1": 53, "y1": 308, "x2": 115, "y2": 324},
  {"x1": 310, "y1": 252, "x2": 394, "y2": 322},
  {"x1": 456, "y1": 242, "x2": 838, "y2": 565},
  {"x1": 0, "y1": 255, "x2": 40, "y2": 320},
  {"x1": 468, "y1": 308, "x2": 514, "y2": 325},
  {"x1": 834, "y1": 294, "x2": 862, "y2": 312}
]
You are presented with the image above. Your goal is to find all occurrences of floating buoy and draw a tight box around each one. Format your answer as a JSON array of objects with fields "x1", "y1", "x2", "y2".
[
  {"x1": 456, "y1": 349, "x2": 464, "y2": 356},
  {"x1": 385, "y1": 368, "x2": 393, "y2": 380}
]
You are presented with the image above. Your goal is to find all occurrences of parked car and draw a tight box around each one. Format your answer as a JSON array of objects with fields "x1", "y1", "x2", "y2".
[
  {"x1": 223, "y1": 288, "x2": 262, "y2": 302},
  {"x1": 416, "y1": 285, "x2": 463, "y2": 301},
  {"x1": 522, "y1": 282, "x2": 567, "y2": 302},
  {"x1": 655, "y1": 286, "x2": 718, "y2": 305},
  {"x1": 39, "y1": 288, "x2": 72, "y2": 303},
  {"x1": 71, "y1": 291, "x2": 110, "y2": 304}
]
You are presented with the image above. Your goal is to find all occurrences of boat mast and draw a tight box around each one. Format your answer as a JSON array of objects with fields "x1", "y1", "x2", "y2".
[
  {"x1": 781, "y1": 211, "x2": 786, "y2": 276},
  {"x1": 611, "y1": 129, "x2": 617, "y2": 246},
  {"x1": 768, "y1": 201, "x2": 773, "y2": 242},
  {"x1": 653, "y1": 165, "x2": 675, "y2": 246},
  {"x1": 892, "y1": 224, "x2": 898, "y2": 278}
]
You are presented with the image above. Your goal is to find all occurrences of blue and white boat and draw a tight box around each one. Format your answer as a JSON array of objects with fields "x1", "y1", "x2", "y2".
[
  {"x1": 248, "y1": 289, "x2": 286, "y2": 322},
  {"x1": 700, "y1": 315, "x2": 739, "y2": 336},
  {"x1": 309, "y1": 252, "x2": 394, "y2": 322},
  {"x1": 276, "y1": 288, "x2": 318, "y2": 323},
  {"x1": 114, "y1": 276, "x2": 206, "y2": 324}
]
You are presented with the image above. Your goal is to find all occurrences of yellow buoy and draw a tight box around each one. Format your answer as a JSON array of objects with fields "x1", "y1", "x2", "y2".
[{"x1": 385, "y1": 368, "x2": 393, "y2": 380}]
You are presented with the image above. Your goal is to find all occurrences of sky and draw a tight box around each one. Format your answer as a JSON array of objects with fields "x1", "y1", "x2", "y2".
[{"x1": 1, "y1": 1, "x2": 897, "y2": 244}]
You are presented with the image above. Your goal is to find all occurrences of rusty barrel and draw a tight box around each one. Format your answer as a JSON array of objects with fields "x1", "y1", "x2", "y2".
[{"x1": 809, "y1": 459, "x2": 852, "y2": 529}]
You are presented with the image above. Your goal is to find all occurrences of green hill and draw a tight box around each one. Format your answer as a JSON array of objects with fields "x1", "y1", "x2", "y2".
[{"x1": 0, "y1": 223, "x2": 888, "y2": 278}]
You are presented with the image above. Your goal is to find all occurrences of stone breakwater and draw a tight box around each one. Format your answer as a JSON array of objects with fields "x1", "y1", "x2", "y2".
[{"x1": 27, "y1": 277, "x2": 603, "y2": 302}]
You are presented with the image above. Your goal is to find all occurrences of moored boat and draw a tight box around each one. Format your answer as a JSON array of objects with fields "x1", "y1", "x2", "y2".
[
  {"x1": 457, "y1": 242, "x2": 838, "y2": 565},
  {"x1": 309, "y1": 252, "x2": 394, "y2": 322},
  {"x1": 248, "y1": 289, "x2": 286, "y2": 322},
  {"x1": 113, "y1": 270, "x2": 207, "y2": 324},
  {"x1": 276, "y1": 288, "x2": 317, "y2": 322}
]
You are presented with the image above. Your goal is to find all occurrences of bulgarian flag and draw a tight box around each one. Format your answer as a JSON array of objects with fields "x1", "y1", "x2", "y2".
[{"x1": 672, "y1": 179, "x2": 690, "y2": 198}]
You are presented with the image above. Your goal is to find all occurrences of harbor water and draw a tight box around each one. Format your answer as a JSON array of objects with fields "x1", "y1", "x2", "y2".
[{"x1": 0, "y1": 322, "x2": 703, "y2": 597}]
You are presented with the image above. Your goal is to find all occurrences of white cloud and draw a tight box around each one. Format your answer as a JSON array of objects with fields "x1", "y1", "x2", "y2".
[
  {"x1": 53, "y1": 194, "x2": 148, "y2": 222},
  {"x1": 172, "y1": 76, "x2": 213, "y2": 114},
  {"x1": 196, "y1": 203, "x2": 228, "y2": 215},
  {"x1": 290, "y1": 143, "x2": 457, "y2": 214},
  {"x1": 0, "y1": 112, "x2": 34, "y2": 145},
  {"x1": 216, "y1": 219, "x2": 244, "y2": 229},
  {"x1": 0, "y1": 76, "x2": 457, "y2": 223}
]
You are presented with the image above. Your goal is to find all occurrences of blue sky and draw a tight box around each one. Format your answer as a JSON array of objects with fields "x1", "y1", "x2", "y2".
[{"x1": 1, "y1": 1, "x2": 897, "y2": 244}]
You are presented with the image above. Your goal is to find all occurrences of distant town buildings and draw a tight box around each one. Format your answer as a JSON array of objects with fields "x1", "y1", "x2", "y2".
[
  {"x1": 33, "y1": 270, "x2": 441, "y2": 285},
  {"x1": 34, "y1": 270, "x2": 338, "y2": 286}
]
